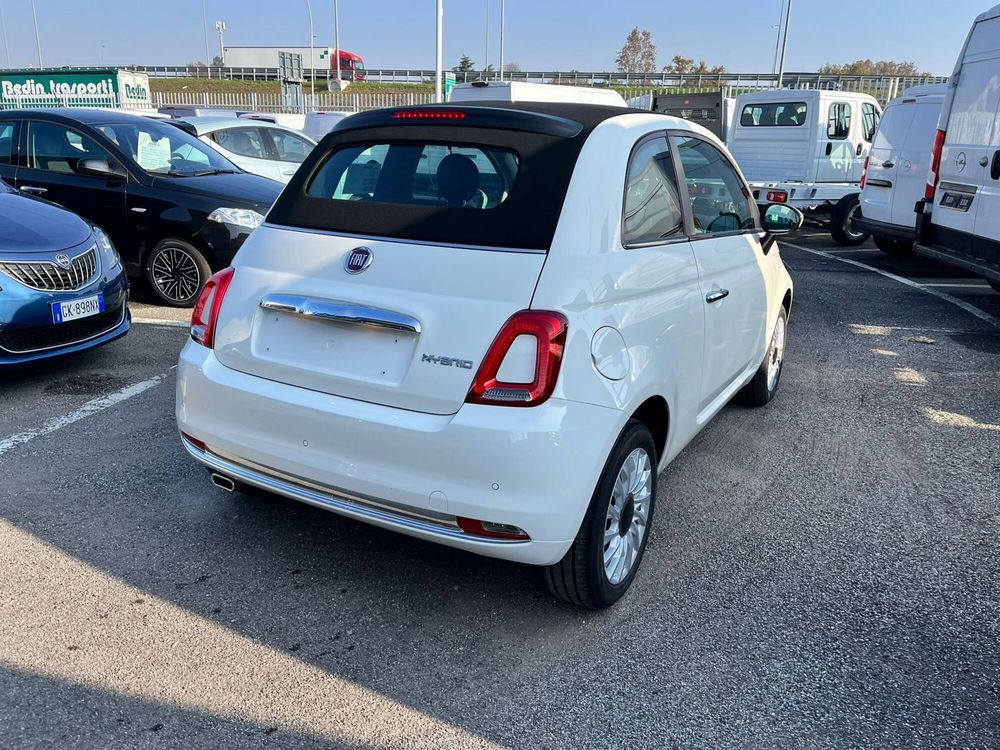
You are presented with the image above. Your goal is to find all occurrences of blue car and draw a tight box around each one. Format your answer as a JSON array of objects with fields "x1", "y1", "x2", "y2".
[{"x1": 0, "y1": 179, "x2": 129, "y2": 370}]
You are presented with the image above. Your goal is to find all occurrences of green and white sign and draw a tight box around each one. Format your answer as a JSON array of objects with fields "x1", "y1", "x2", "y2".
[{"x1": 0, "y1": 68, "x2": 152, "y2": 110}]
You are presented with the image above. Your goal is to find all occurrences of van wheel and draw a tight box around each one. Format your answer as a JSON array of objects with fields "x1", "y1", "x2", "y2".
[
  {"x1": 989, "y1": 279, "x2": 1000, "y2": 294},
  {"x1": 830, "y1": 195, "x2": 870, "y2": 246},
  {"x1": 874, "y1": 237, "x2": 914, "y2": 256},
  {"x1": 145, "y1": 238, "x2": 211, "y2": 308},
  {"x1": 737, "y1": 306, "x2": 788, "y2": 407},
  {"x1": 544, "y1": 420, "x2": 657, "y2": 609}
]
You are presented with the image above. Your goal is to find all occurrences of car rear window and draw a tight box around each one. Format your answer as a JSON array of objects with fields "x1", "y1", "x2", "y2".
[
  {"x1": 269, "y1": 121, "x2": 588, "y2": 250},
  {"x1": 740, "y1": 102, "x2": 808, "y2": 127},
  {"x1": 306, "y1": 142, "x2": 519, "y2": 210}
]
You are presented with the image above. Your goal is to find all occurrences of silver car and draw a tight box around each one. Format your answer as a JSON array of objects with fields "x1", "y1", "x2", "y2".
[{"x1": 170, "y1": 118, "x2": 317, "y2": 184}]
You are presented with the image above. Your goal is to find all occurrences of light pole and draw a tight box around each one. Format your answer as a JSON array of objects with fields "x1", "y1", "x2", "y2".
[
  {"x1": 98, "y1": 43, "x2": 106, "y2": 66},
  {"x1": 434, "y1": 0, "x2": 443, "y2": 103},
  {"x1": 215, "y1": 20, "x2": 226, "y2": 65},
  {"x1": 776, "y1": 0, "x2": 792, "y2": 87},
  {"x1": 484, "y1": 0, "x2": 490, "y2": 79},
  {"x1": 0, "y1": 1, "x2": 11, "y2": 69},
  {"x1": 333, "y1": 0, "x2": 341, "y2": 87},
  {"x1": 498, "y1": 0, "x2": 505, "y2": 81},
  {"x1": 305, "y1": 0, "x2": 315, "y2": 96},
  {"x1": 201, "y1": 0, "x2": 211, "y2": 70},
  {"x1": 30, "y1": 0, "x2": 43, "y2": 68}
]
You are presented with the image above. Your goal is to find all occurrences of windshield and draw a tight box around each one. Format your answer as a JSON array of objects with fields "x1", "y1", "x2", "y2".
[{"x1": 95, "y1": 119, "x2": 238, "y2": 176}]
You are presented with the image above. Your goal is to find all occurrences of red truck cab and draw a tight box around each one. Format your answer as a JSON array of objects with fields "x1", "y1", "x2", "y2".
[{"x1": 335, "y1": 50, "x2": 366, "y2": 81}]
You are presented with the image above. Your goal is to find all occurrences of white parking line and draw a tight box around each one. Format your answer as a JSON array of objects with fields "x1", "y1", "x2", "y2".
[
  {"x1": 132, "y1": 317, "x2": 189, "y2": 328},
  {"x1": 0, "y1": 370, "x2": 173, "y2": 457},
  {"x1": 784, "y1": 242, "x2": 1000, "y2": 329},
  {"x1": 921, "y1": 282, "x2": 992, "y2": 288}
]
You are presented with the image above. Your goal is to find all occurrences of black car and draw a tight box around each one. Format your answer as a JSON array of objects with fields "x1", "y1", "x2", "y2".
[{"x1": 0, "y1": 109, "x2": 282, "y2": 306}]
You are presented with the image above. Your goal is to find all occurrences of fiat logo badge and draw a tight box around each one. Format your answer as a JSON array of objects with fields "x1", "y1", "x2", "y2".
[
  {"x1": 345, "y1": 246, "x2": 373, "y2": 274},
  {"x1": 54, "y1": 253, "x2": 72, "y2": 270}
]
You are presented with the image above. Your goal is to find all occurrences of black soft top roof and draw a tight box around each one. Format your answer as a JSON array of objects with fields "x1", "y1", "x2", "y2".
[{"x1": 267, "y1": 103, "x2": 649, "y2": 250}]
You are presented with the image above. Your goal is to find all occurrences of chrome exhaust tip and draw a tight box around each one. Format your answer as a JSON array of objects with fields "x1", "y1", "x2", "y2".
[{"x1": 210, "y1": 472, "x2": 236, "y2": 492}]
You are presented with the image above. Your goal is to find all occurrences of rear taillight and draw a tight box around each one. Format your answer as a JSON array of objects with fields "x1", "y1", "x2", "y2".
[
  {"x1": 466, "y1": 310, "x2": 567, "y2": 407},
  {"x1": 766, "y1": 190, "x2": 788, "y2": 203},
  {"x1": 190, "y1": 267, "x2": 234, "y2": 349},
  {"x1": 860, "y1": 156, "x2": 870, "y2": 189},
  {"x1": 925, "y1": 129, "x2": 946, "y2": 200}
]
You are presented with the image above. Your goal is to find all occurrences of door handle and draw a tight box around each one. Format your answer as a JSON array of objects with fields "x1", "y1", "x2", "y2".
[
  {"x1": 259, "y1": 293, "x2": 422, "y2": 334},
  {"x1": 825, "y1": 143, "x2": 833, "y2": 156},
  {"x1": 882, "y1": 161, "x2": 894, "y2": 168},
  {"x1": 705, "y1": 289, "x2": 730, "y2": 304},
  {"x1": 856, "y1": 143, "x2": 863, "y2": 156},
  {"x1": 20, "y1": 185, "x2": 47, "y2": 194},
  {"x1": 991, "y1": 151, "x2": 1000, "y2": 181}
]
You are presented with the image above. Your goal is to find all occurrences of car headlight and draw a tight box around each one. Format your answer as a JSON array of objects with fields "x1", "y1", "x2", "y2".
[
  {"x1": 207, "y1": 207, "x2": 265, "y2": 230},
  {"x1": 93, "y1": 226, "x2": 121, "y2": 270}
]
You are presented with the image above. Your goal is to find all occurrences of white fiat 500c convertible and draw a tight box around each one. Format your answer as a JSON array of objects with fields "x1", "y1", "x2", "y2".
[{"x1": 176, "y1": 101, "x2": 800, "y2": 609}]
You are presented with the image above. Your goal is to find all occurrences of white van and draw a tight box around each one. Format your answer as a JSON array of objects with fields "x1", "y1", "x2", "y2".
[
  {"x1": 856, "y1": 85, "x2": 945, "y2": 255},
  {"x1": 728, "y1": 89, "x2": 882, "y2": 244},
  {"x1": 917, "y1": 4, "x2": 1000, "y2": 291},
  {"x1": 450, "y1": 81, "x2": 627, "y2": 107}
]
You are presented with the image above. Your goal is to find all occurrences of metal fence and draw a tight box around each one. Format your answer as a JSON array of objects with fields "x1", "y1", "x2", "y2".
[
  {"x1": 149, "y1": 90, "x2": 436, "y2": 112},
  {"x1": 129, "y1": 65, "x2": 947, "y2": 92}
]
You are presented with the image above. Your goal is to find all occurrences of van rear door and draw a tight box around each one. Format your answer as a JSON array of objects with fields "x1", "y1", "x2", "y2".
[
  {"x1": 890, "y1": 98, "x2": 941, "y2": 228},
  {"x1": 861, "y1": 101, "x2": 913, "y2": 225},
  {"x1": 934, "y1": 14, "x2": 1000, "y2": 251}
]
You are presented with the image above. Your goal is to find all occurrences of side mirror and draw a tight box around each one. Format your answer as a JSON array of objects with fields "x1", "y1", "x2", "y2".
[
  {"x1": 762, "y1": 203, "x2": 804, "y2": 235},
  {"x1": 77, "y1": 157, "x2": 125, "y2": 180}
]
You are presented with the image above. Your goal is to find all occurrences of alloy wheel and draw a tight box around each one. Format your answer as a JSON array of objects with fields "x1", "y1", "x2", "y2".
[
  {"x1": 603, "y1": 447, "x2": 653, "y2": 585},
  {"x1": 151, "y1": 245, "x2": 202, "y2": 303},
  {"x1": 767, "y1": 314, "x2": 786, "y2": 392}
]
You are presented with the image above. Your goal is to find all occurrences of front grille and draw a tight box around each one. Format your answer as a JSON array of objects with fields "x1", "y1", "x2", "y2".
[
  {"x1": 0, "y1": 304, "x2": 125, "y2": 354},
  {"x1": 0, "y1": 246, "x2": 99, "y2": 292}
]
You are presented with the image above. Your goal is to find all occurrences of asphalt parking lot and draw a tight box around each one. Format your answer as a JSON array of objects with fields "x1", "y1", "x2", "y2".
[{"x1": 1, "y1": 229, "x2": 998, "y2": 749}]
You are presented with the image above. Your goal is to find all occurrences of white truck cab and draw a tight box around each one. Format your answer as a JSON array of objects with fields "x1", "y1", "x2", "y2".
[
  {"x1": 728, "y1": 89, "x2": 882, "y2": 244},
  {"x1": 856, "y1": 85, "x2": 945, "y2": 256},
  {"x1": 917, "y1": 4, "x2": 1000, "y2": 292}
]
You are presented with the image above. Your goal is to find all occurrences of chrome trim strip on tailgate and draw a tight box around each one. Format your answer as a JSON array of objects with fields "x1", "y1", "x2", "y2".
[
  {"x1": 180, "y1": 437, "x2": 529, "y2": 545},
  {"x1": 260, "y1": 293, "x2": 422, "y2": 334}
]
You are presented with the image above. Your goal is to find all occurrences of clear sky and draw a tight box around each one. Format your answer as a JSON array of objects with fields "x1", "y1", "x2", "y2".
[{"x1": 0, "y1": 0, "x2": 992, "y2": 75}]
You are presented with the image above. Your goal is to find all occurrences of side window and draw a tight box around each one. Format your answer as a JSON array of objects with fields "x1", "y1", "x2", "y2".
[
  {"x1": 214, "y1": 127, "x2": 269, "y2": 159},
  {"x1": 827, "y1": 103, "x2": 852, "y2": 139},
  {"x1": 674, "y1": 135, "x2": 756, "y2": 235},
  {"x1": 264, "y1": 130, "x2": 314, "y2": 163},
  {"x1": 27, "y1": 121, "x2": 111, "y2": 174},
  {"x1": 622, "y1": 136, "x2": 684, "y2": 245},
  {"x1": 862, "y1": 103, "x2": 880, "y2": 142},
  {"x1": 0, "y1": 123, "x2": 14, "y2": 165}
]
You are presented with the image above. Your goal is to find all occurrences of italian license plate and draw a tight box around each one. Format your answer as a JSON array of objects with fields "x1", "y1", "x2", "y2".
[{"x1": 52, "y1": 294, "x2": 104, "y2": 324}]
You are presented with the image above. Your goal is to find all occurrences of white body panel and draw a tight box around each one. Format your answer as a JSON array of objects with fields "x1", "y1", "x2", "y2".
[
  {"x1": 729, "y1": 89, "x2": 880, "y2": 186},
  {"x1": 177, "y1": 110, "x2": 793, "y2": 565},
  {"x1": 450, "y1": 82, "x2": 627, "y2": 107},
  {"x1": 860, "y1": 87, "x2": 944, "y2": 231}
]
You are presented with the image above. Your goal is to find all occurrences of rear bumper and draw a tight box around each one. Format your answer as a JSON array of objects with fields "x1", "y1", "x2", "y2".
[
  {"x1": 175, "y1": 343, "x2": 626, "y2": 566},
  {"x1": 853, "y1": 214, "x2": 915, "y2": 243}
]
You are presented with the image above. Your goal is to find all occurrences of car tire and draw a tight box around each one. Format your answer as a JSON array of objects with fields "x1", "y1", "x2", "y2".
[
  {"x1": 737, "y1": 306, "x2": 788, "y2": 407},
  {"x1": 873, "y1": 236, "x2": 914, "y2": 256},
  {"x1": 145, "y1": 238, "x2": 211, "y2": 308},
  {"x1": 830, "y1": 194, "x2": 870, "y2": 246},
  {"x1": 544, "y1": 420, "x2": 657, "y2": 609}
]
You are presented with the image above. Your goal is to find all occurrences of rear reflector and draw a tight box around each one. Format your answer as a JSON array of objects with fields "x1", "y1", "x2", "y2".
[
  {"x1": 466, "y1": 310, "x2": 568, "y2": 407},
  {"x1": 392, "y1": 110, "x2": 466, "y2": 120},
  {"x1": 925, "y1": 129, "x2": 946, "y2": 201},
  {"x1": 766, "y1": 191, "x2": 788, "y2": 203},
  {"x1": 457, "y1": 517, "x2": 530, "y2": 540},
  {"x1": 190, "y1": 267, "x2": 234, "y2": 349},
  {"x1": 180, "y1": 432, "x2": 207, "y2": 452}
]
